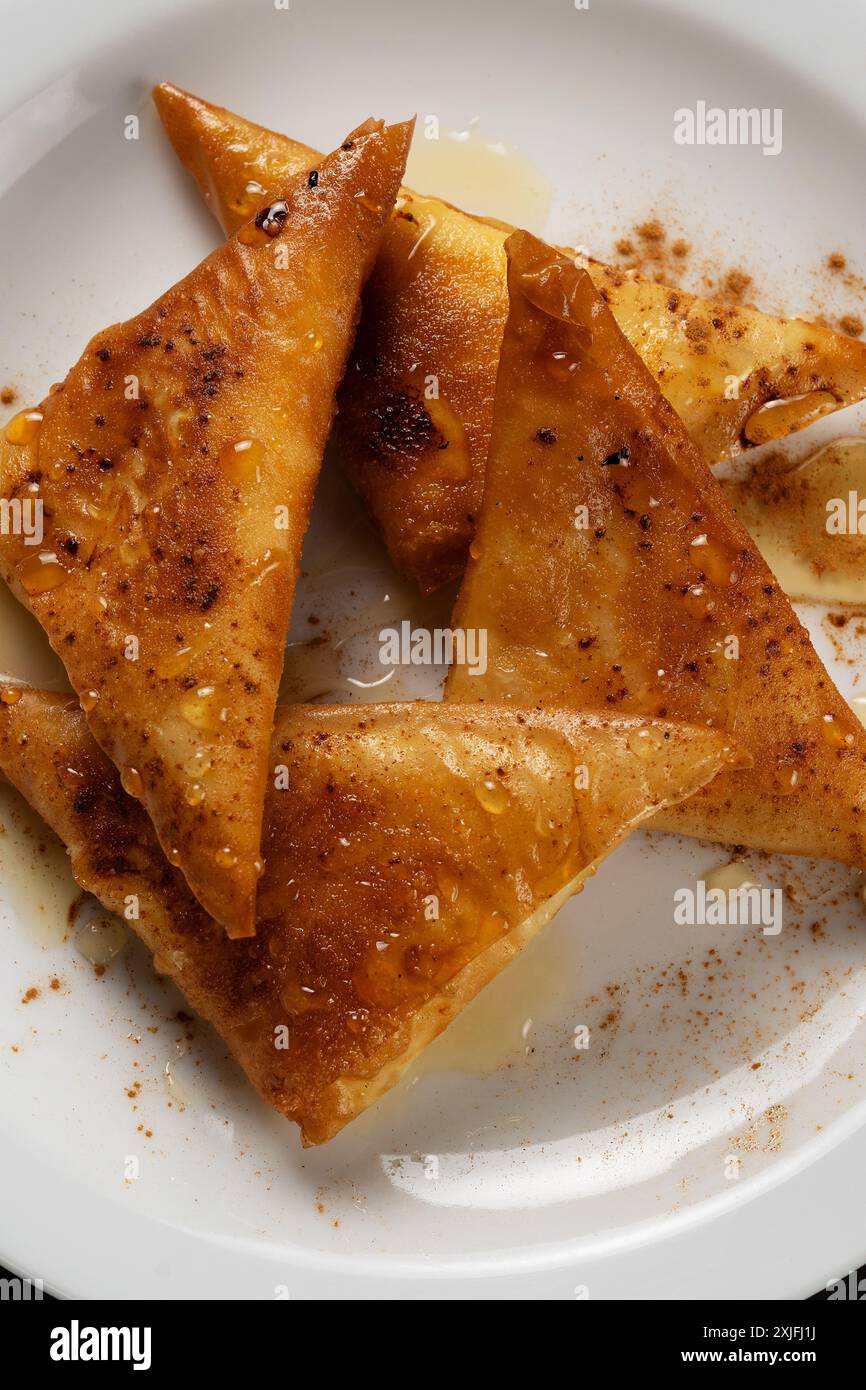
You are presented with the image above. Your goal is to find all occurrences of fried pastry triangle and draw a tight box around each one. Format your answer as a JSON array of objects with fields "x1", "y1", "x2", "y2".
[
  {"x1": 0, "y1": 117, "x2": 412, "y2": 938},
  {"x1": 153, "y1": 81, "x2": 866, "y2": 591},
  {"x1": 446, "y1": 231, "x2": 866, "y2": 867},
  {"x1": 0, "y1": 686, "x2": 738, "y2": 1143}
]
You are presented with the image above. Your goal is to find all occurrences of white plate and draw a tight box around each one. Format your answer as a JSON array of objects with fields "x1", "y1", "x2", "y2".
[{"x1": 2, "y1": 0, "x2": 866, "y2": 1300}]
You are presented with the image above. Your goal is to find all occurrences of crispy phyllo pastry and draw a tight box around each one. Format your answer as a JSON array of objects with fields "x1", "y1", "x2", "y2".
[
  {"x1": 447, "y1": 231, "x2": 866, "y2": 868},
  {"x1": 0, "y1": 688, "x2": 738, "y2": 1143},
  {"x1": 0, "y1": 118, "x2": 412, "y2": 938},
  {"x1": 153, "y1": 82, "x2": 866, "y2": 591}
]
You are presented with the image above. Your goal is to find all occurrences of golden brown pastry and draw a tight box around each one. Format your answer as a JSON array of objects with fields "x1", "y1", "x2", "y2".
[
  {"x1": 0, "y1": 117, "x2": 412, "y2": 938},
  {"x1": 446, "y1": 231, "x2": 866, "y2": 867},
  {"x1": 0, "y1": 686, "x2": 738, "y2": 1143},
  {"x1": 153, "y1": 81, "x2": 866, "y2": 592}
]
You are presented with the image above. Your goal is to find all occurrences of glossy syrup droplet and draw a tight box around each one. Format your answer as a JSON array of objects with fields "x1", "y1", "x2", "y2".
[
  {"x1": 168, "y1": 847, "x2": 183, "y2": 867},
  {"x1": 185, "y1": 749, "x2": 213, "y2": 778},
  {"x1": 702, "y1": 860, "x2": 761, "y2": 895},
  {"x1": 157, "y1": 646, "x2": 193, "y2": 680},
  {"x1": 305, "y1": 329, "x2": 324, "y2": 351},
  {"x1": 354, "y1": 192, "x2": 384, "y2": 214},
  {"x1": 279, "y1": 977, "x2": 325, "y2": 1016},
  {"x1": 75, "y1": 915, "x2": 128, "y2": 967},
  {"x1": 219, "y1": 437, "x2": 264, "y2": 485},
  {"x1": 773, "y1": 763, "x2": 800, "y2": 796},
  {"x1": 820, "y1": 712, "x2": 854, "y2": 748},
  {"x1": 163, "y1": 1039, "x2": 193, "y2": 1107},
  {"x1": 19, "y1": 551, "x2": 69, "y2": 595},
  {"x1": 121, "y1": 766, "x2": 144, "y2": 798},
  {"x1": 474, "y1": 777, "x2": 507, "y2": 814},
  {"x1": 215, "y1": 846, "x2": 238, "y2": 869},
  {"x1": 546, "y1": 350, "x2": 579, "y2": 382},
  {"x1": 1, "y1": 687, "x2": 22, "y2": 706},
  {"x1": 180, "y1": 685, "x2": 228, "y2": 732},
  {"x1": 742, "y1": 390, "x2": 838, "y2": 446},
  {"x1": 627, "y1": 726, "x2": 666, "y2": 759},
  {"x1": 689, "y1": 534, "x2": 737, "y2": 586},
  {"x1": 185, "y1": 783, "x2": 206, "y2": 807},
  {"x1": 683, "y1": 583, "x2": 711, "y2": 618},
  {"x1": 4, "y1": 408, "x2": 43, "y2": 445},
  {"x1": 80, "y1": 689, "x2": 100, "y2": 713}
]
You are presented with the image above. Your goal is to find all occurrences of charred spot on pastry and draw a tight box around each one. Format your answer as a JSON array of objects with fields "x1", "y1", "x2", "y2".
[
  {"x1": 602, "y1": 446, "x2": 630, "y2": 466},
  {"x1": 367, "y1": 388, "x2": 442, "y2": 470},
  {"x1": 535, "y1": 427, "x2": 557, "y2": 445},
  {"x1": 255, "y1": 200, "x2": 289, "y2": 236},
  {"x1": 73, "y1": 784, "x2": 99, "y2": 815}
]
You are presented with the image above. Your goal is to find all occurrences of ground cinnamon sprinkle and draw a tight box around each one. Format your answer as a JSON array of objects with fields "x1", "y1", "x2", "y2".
[
  {"x1": 723, "y1": 268, "x2": 752, "y2": 302},
  {"x1": 608, "y1": 215, "x2": 757, "y2": 303},
  {"x1": 21, "y1": 987, "x2": 39, "y2": 1003},
  {"x1": 0, "y1": 386, "x2": 16, "y2": 406},
  {"x1": 815, "y1": 250, "x2": 866, "y2": 324},
  {"x1": 636, "y1": 218, "x2": 665, "y2": 242},
  {"x1": 610, "y1": 217, "x2": 688, "y2": 283}
]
